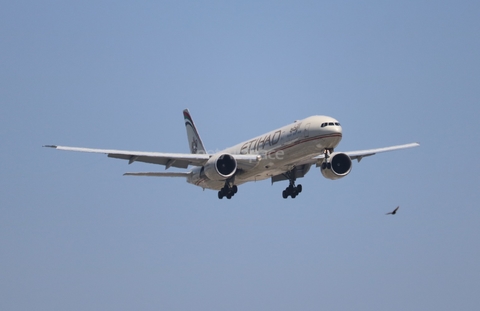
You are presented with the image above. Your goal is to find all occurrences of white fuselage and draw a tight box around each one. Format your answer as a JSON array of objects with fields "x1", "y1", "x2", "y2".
[{"x1": 188, "y1": 115, "x2": 343, "y2": 190}]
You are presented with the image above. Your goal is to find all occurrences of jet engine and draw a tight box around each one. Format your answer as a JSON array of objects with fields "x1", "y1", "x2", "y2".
[
  {"x1": 320, "y1": 152, "x2": 352, "y2": 180},
  {"x1": 203, "y1": 153, "x2": 237, "y2": 181}
]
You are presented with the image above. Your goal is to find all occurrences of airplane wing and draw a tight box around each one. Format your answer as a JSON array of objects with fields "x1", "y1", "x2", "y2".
[
  {"x1": 312, "y1": 142, "x2": 420, "y2": 163},
  {"x1": 280, "y1": 142, "x2": 419, "y2": 168},
  {"x1": 43, "y1": 145, "x2": 260, "y2": 169},
  {"x1": 44, "y1": 145, "x2": 210, "y2": 168},
  {"x1": 123, "y1": 172, "x2": 192, "y2": 177},
  {"x1": 271, "y1": 142, "x2": 419, "y2": 184}
]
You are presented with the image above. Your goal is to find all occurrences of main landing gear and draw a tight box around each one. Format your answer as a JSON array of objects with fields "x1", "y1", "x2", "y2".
[
  {"x1": 282, "y1": 181, "x2": 302, "y2": 199},
  {"x1": 282, "y1": 170, "x2": 302, "y2": 199},
  {"x1": 218, "y1": 180, "x2": 238, "y2": 199}
]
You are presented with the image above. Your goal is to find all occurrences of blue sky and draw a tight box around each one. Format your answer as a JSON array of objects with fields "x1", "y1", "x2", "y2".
[{"x1": 1, "y1": 1, "x2": 479, "y2": 310}]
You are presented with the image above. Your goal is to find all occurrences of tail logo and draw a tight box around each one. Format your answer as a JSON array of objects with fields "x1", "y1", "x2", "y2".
[
  {"x1": 191, "y1": 137, "x2": 198, "y2": 154},
  {"x1": 183, "y1": 109, "x2": 207, "y2": 154}
]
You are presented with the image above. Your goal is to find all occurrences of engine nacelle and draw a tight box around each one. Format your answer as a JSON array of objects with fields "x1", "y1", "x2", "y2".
[
  {"x1": 320, "y1": 152, "x2": 352, "y2": 180},
  {"x1": 203, "y1": 153, "x2": 237, "y2": 181}
]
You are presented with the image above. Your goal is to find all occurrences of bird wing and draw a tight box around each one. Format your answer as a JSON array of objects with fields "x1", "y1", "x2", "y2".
[{"x1": 386, "y1": 206, "x2": 399, "y2": 215}]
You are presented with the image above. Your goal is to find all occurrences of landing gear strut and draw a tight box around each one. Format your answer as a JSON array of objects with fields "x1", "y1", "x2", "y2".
[
  {"x1": 321, "y1": 148, "x2": 333, "y2": 170},
  {"x1": 282, "y1": 170, "x2": 302, "y2": 199},
  {"x1": 218, "y1": 179, "x2": 238, "y2": 199}
]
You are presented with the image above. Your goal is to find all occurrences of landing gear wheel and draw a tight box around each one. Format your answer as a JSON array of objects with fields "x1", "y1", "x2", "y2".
[
  {"x1": 281, "y1": 171, "x2": 302, "y2": 199},
  {"x1": 218, "y1": 181, "x2": 238, "y2": 200}
]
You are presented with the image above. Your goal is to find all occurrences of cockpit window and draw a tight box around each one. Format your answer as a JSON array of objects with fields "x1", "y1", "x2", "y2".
[{"x1": 322, "y1": 122, "x2": 341, "y2": 128}]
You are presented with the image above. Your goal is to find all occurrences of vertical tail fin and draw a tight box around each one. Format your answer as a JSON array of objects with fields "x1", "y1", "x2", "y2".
[{"x1": 183, "y1": 109, "x2": 207, "y2": 154}]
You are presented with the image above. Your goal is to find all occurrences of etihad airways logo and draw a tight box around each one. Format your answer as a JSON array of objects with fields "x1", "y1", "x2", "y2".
[
  {"x1": 191, "y1": 137, "x2": 198, "y2": 154},
  {"x1": 240, "y1": 130, "x2": 282, "y2": 154}
]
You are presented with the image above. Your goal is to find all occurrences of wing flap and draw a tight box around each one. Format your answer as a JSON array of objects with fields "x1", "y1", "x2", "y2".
[{"x1": 107, "y1": 154, "x2": 191, "y2": 168}]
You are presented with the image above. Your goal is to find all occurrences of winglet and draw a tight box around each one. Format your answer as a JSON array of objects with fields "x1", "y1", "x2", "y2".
[{"x1": 183, "y1": 109, "x2": 207, "y2": 154}]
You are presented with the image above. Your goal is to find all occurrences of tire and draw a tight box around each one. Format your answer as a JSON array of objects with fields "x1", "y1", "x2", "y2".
[
  {"x1": 297, "y1": 184, "x2": 302, "y2": 193},
  {"x1": 282, "y1": 190, "x2": 288, "y2": 199}
]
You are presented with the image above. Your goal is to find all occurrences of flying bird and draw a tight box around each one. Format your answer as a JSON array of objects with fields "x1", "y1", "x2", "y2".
[{"x1": 386, "y1": 206, "x2": 399, "y2": 215}]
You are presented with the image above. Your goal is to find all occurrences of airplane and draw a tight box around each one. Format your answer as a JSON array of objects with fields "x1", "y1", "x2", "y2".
[{"x1": 44, "y1": 109, "x2": 419, "y2": 199}]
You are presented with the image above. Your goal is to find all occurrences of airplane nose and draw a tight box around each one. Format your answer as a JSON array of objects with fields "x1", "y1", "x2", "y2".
[
  {"x1": 318, "y1": 119, "x2": 343, "y2": 137},
  {"x1": 336, "y1": 126, "x2": 343, "y2": 135},
  {"x1": 331, "y1": 124, "x2": 342, "y2": 136}
]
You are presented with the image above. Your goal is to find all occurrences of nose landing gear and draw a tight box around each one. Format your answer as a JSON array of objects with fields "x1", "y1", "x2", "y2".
[{"x1": 321, "y1": 148, "x2": 334, "y2": 170}]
